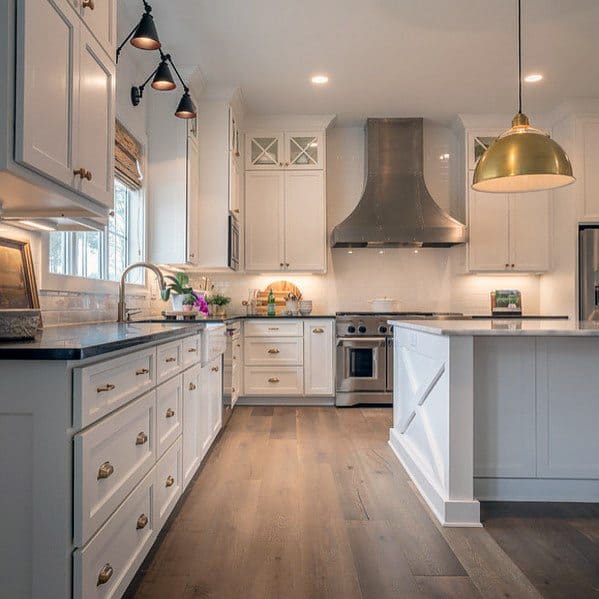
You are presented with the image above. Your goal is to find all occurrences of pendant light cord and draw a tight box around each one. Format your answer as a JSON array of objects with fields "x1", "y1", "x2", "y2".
[{"x1": 518, "y1": 0, "x2": 522, "y2": 114}]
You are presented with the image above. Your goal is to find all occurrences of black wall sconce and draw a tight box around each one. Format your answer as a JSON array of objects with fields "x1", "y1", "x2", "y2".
[{"x1": 117, "y1": 0, "x2": 196, "y2": 120}]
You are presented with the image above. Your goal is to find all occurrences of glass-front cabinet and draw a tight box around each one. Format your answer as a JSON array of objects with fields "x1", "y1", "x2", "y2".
[{"x1": 245, "y1": 131, "x2": 324, "y2": 170}]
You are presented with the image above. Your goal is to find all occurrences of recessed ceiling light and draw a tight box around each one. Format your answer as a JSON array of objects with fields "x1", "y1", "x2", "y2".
[
  {"x1": 311, "y1": 74, "x2": 329, "y2": 85},
  {"x1": 524, "y1": 73, "x2": 543, "y2": 83}
]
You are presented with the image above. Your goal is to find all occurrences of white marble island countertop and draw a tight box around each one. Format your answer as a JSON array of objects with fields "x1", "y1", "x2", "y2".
[{"x1": 388, "y1": 318, "x2": 599, "y2": 336}]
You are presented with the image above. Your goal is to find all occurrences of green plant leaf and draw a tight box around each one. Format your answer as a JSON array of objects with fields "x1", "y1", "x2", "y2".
[{"x1": 175, "y1": 272, "x2": 189, "y2": 286}]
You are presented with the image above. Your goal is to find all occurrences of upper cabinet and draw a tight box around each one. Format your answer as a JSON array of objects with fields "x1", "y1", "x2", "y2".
[
  {"x1": 468, "y1": 190, "x2": 550, "y2": 273},
  {"x1": 459, "y1": 119, "x2": 552, "y2": 273},
  {"x1": 76, "y1": 0, "x2": 117, "y2": 58},
  {"x1": 0, "y1": 0, "x2": 116, "y2": 218},
  {"x1": 246, "y1": 131, "x2": 325, "y2": 170}
]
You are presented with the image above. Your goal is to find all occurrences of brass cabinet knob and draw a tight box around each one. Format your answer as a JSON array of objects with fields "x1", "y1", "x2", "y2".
[
  {"x1": 511, "y1": 264, "x2": 515, "y2": 268},
  {"x1": 97, "y1": 563, "x2": 113, "y2": 586},
  {"x1": 187, "y1": 347, "x2": 197, "y2": 353},
  {"x1": 166, "y1": 475, "x2": 175, "y2": 487},
  {"x1": 505, "y1": 263, "x2": 509, "y2": 268},
  {"x1": 166, "y1": 408, "x2": 175, "y2": 418},
  {"x1": 313, "y1": 328, "x2": 324, "y2": 334},
  {"x1": 135, "y1": 368, "x2": 149, "y2": 376},
  {"x1": 280, "y1": 262, "x2": 284, "y2": 267},
  {"x1": 97, "y1": 461, "x2": 114, "y2": 480},
  {"x1": 188, "y1": 382, "x2": 197, "y2": 391},
  {"x1": 285, "y1": 263, "x2": 290, "y2": 268},
  {"x1": 96, "y1": 383, "x2": 115, "y2": 393},
  {"x1": 268, "y1": 377, "x2": 280, "y2": 383},
  {"x1": 165, "y1": 357, "x2": 176, "y2": 363},
  {"x1": 267, "y1": 348, "x2": 280, "y2": 354},
  {"x1": 136, "y1": 431, "x2": 148, "y2": 445},
  {"x1": 285, "y1": 162, "x2": 289, "y2": 167},
  {"x1": 74, "y1": 168, "x2": 92, "y2": 181},
  {"x1": 235, "y1": 151, "x2": 240, "y2": 157},
  {"x1": 211, "y1": 366, "x2": 220, "y2": 372},
  {"x1": 136, "y1": 513, "x2": 149, "y2": 529},
  {"x1": 279, "y1": 162, "x2": 283, "y2": 167},
  {"x1": 82, "y1": 0, "x2": 95, "y2": 9}
]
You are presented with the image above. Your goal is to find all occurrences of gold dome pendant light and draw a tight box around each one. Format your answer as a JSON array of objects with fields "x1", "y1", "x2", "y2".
[{"x1": 472, "y1": 0, "x2": 574, "y2": 193}]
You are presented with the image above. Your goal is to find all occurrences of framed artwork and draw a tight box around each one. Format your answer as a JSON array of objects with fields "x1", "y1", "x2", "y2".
[{"x1": 0, "y1": 237, "x2": 40, "y2": 309}]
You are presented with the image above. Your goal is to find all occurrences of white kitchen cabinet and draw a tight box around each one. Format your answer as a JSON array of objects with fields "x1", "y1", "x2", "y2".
[
  {"x1": 148, "y1": 90, "x2": 200, "y2": 265},
  {"x1": 245, "y1": 171, "x2": 326, "y2": 272},
  {"x1": 468, "y1": 189, "x2": 550, "y2": 272},
  {"x1": 182, "y1": 364, "x2": 202, "y2": 485},
  {"x1": 15, "y1": 0, "x2": 115, "y2": 210},
  {"x1": 246, "y1": 132, "x2": 284, "y2": 169},
  {"x1": 304, "y1": 320, "x2": 334, "y2": 396},
  {"x1": 208, "y1": 357, "x2": 223, "y2": 440},
  {"x1": 77, "y1": 0, "x2": 116, "y2": 57},
  {"x1": 245, "y1": 171, "x2": 285, "y2": 271},
  {"x1": 246, "y1": 131, "x2": 324, "y2": 170},
  {"x1": 76, "y1": 27, "x2": 115, "y2": 207}
]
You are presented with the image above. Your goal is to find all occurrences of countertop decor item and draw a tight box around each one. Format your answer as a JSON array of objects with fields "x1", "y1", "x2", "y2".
[
  {"x1": 0, "y1": 236, "x2": 40, "y2": 312},
  {"x1": 0, "y1": 309, "x2": 42, "y2": 340},
  {"x1": 256, "y1": 281, "x2": 302, "y2": 316},
  {"x1": 491, "y1": 290, "x2": 522, "y2": 316},
  {"x1": 472, "y1": 0, "x2": 574, "y2": 193},
  {"x1": 299, "y1": 300, "x2": 313, "y2": 315},
  {"x1": 206, "y1": 292, "x2": 231, "y2": 318},
  {"x1": 161, "y1": 272, "x2": 193, "y2": 311}
]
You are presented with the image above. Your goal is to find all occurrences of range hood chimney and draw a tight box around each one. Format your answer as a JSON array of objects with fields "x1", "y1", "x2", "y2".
[{"x1": 330, "y1": 118, "x2": 467, "y2": 248}]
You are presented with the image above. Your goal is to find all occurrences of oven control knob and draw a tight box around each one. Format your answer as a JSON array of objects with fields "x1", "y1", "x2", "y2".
[
  {"x1": 379, "y1": 325, "x2": 388, "y2": 334},
  {"x1": 347, "y1": 325, "x2": 356, "y2": 334},
  {"x1": 358, "y1": 325, "x2": 367, "y2": 334}
]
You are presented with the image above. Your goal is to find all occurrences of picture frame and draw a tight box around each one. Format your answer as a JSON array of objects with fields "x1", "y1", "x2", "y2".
[{"x1": 0, "y1": 236, "x2": 40, "y2": 310}]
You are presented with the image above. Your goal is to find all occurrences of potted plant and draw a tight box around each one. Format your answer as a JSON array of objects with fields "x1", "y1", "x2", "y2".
[
  {"x1": 206, "y1": 292, "x2": 231, "y2": 318},
  {"x1": 181, "y1": 293, "x2": 197, "y2": 312},
  {"x1": 160, "y1": 272, "x2": 193, "y2": 311}
]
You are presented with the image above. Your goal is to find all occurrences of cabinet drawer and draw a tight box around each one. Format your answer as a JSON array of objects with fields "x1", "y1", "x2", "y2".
[
  {"x1": 74, "y1": 347, "x2": 155, "y2": 428},
  {"x1": 243, "y1": 367, "x2": 304, "y2": 395},
  {"x1": 74, "y1": 469, "x2": 156, "y2": 599},
  {"x1": 74, "y1": 391, "x2": 155, "y2": 547},
  {"x1": 182, "y1": 334, "x2": 200, "y2": 367},
  {"x1": 244, "y1": 320, "x2": 303, "y2": 337},
  {"x1": 156, "y1": 376, "x2": 183, "y2": 458},
  {"x1": 154, "y1": 436, "x2": 183, "y2": 530},
  {"x1": 156, "y1": 339, "x2": 183, "y2": 383},
  {"x1": 244, "y1": 337, "x2": 303, "y2": 366}
]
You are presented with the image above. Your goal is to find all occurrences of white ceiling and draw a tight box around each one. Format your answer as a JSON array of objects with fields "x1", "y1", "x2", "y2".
[{"x1": 119, "y1": 0, "x2": 599, "y2": 125}]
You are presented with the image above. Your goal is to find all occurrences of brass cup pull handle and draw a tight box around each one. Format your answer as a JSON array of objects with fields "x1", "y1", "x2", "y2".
[
  {"x1": 268, "y1": 327, "x2": 279, "y2": 331},
  {"x1": 136, "y1": 514, "x2": 148, "y2": 530},
  {"x1": 211, "y1": 366, "x2": 219, "y2": 372},
  {"x1": 82, "y1": 0, "x2": 95, "y2": 9},
  {"x1": 136, "y1": 368, "x2": 149, "y2": 376},
  {"x1": 313, "y1": 328, "x2": 324, "y2": 334},
  {"x1": 268, "y1": 377, "x2": 280, "y2": 383},
  {"x1": 165, "y1": 357, "x2": 176, "y2": 363},
  {"x1": 97, "y1": 461, "x2": 114, "y2": 480},
  {"x1": 97, "y1": 383, "x2": 115, "y2": 393},
  {"x1": 97, "y1": 563, "x2": 113, "y2": 586},
  {"x1": 267, "y1": 348, "x2": 280, "y2": 354},
  {"x1": 166, "y1": 408, "x2": 175, "y2": 418},
  {"x1": 187, "y1": 348, "x2": 197, "y2": 353},
  {"x1": 136, "y1": 431, "x2": 148, "y2": 445},
  {"x1": 188, "y1": 382, "x2": 197, "y2": 391},
  {"x1": 166, "y1": 475, "x2": 175, "y2": 487}
]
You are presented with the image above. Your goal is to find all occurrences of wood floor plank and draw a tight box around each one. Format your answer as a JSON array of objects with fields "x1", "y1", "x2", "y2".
[
  {"x1": 415, "y1": 575, "x2": 482, "y2": 599},
  {"x1": 269, "y1": 406, "x2": 297, "y2": 439}
]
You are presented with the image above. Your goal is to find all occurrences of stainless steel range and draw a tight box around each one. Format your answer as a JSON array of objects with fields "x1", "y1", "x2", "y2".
[{"x1": 335, "y1": 312, "x2": 463, "y2": 406}]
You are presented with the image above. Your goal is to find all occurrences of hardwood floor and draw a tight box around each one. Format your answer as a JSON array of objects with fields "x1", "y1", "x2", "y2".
[{"x1": 130, "y1": 407, "x2": 599, "y2": 599}]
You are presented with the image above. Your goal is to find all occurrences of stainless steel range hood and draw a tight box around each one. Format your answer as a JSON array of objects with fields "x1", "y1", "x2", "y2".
[{"x1": 331, "y1": 118, "x2": 467, "y2": 248}]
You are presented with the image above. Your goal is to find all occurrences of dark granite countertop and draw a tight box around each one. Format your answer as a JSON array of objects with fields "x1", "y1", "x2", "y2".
[
  {"x1": 138, "y1": 314, "x2": 335, "y2": 324},
  {"x1": 0, "y1": 322, "x2": 200, "y2": 360}
]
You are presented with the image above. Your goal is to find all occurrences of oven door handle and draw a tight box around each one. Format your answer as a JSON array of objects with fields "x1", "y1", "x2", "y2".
[{"x1": 336, "y1": 337, "x2": 386, "y2": 347}]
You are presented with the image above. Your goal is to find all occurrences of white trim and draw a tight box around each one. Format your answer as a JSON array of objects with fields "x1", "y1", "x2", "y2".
[
  {"x1": 389, "y1": 429, "x2": 481, "y2": 527},
  {"x1": 475, "y1": 477, "x2": 599, "y2": 502}
]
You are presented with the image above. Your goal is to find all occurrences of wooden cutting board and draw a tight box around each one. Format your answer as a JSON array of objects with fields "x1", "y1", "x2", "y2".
[{"x1": 255, "y1": 280, "x2": 302, "y2": 315}]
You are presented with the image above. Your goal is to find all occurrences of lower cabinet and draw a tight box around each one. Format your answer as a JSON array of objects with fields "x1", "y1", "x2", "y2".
[
  {"x1": 304, "y1": 320, "x2": 334, "y2": 395},
  {"x1": 182, "y1": 364, "x2": 202, "y2": 486}
]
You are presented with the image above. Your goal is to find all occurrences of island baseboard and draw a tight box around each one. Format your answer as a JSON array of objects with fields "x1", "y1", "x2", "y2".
[
  {"x1": 389, "y1": 428, "x2": 482, "y2": 527},
  {"x1": 474, "y1": 477, "x2": 599, "y2": 502}
]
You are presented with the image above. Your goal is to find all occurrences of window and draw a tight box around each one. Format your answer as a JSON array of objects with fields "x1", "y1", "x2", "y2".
[{"x1": 48, "y1": 177, "x2": 145, "y2": 284}]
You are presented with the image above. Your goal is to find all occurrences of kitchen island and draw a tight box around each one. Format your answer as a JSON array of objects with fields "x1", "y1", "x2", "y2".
[{"x1": 388, "y1": 319, "x2": 599, "y2": 527}]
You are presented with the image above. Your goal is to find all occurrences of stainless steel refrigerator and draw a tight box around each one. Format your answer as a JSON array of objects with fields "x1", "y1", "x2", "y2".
[{"x1": 579, "y1": 227, "x2": 599, "y2": 320}]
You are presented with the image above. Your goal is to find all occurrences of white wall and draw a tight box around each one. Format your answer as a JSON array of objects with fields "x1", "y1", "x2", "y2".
[{"x1": 184, "y1": 123, "x2": 543, "y2": 317}]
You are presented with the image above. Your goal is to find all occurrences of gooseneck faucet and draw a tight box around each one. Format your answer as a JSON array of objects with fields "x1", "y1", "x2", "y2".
[{"x1": 117, "y1": 262, "x2": 166, "y2": 322}]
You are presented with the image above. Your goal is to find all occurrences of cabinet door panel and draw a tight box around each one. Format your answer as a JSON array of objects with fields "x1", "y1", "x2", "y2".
[
  {"x1": 284, "y1": 171, "x2": 326, "y2": 271},
  {"x1": 285, "y1": 131, "x2": 324, "y2": 170},
  {"x1": 79, "y1": 0, "x2": 116, "y2": 57},
  {"x1": 246, "y1": 132, "x2": 283, "y2": 169},
  {"x1": 245, "y1": 171, "x2": 284, "y2": 271},
  {"x1": 16, "y1": 0, "x2": 78, "y2": 187},
  {"x1": 468, "y1": 190, "x2": 509, "y2": 271},
  {"x1": 182, "y1": 365, "x2": 202, "y2": 486},
  {"x1": 77, "y1": 28, "x2": 114, "y2": 207},
  {"x1": 509, "y1": 192, "x2": 550, "y2": 272},
  {"x1": 304, "y1": 320, "x2": 334, "y2": 396},
  {"x1": 187, "y1": 135, "x2": 200, "y2": 263}
]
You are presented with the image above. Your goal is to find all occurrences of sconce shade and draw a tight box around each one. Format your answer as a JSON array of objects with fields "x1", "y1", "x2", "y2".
[
  {"x1": 175, "y1": 92, "x2": 197, "y2": 119},
  {"x1": 151, "y1": 61, "x2": 176, "y2": 91},
  {"x1": 131, "y1": 12, "x2": 161, "y2": 50}
]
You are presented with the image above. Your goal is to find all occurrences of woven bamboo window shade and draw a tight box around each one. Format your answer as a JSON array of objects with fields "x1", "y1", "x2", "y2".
[{"x1": 115, "y1": 120, "x2": 143, "y2": 189}]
